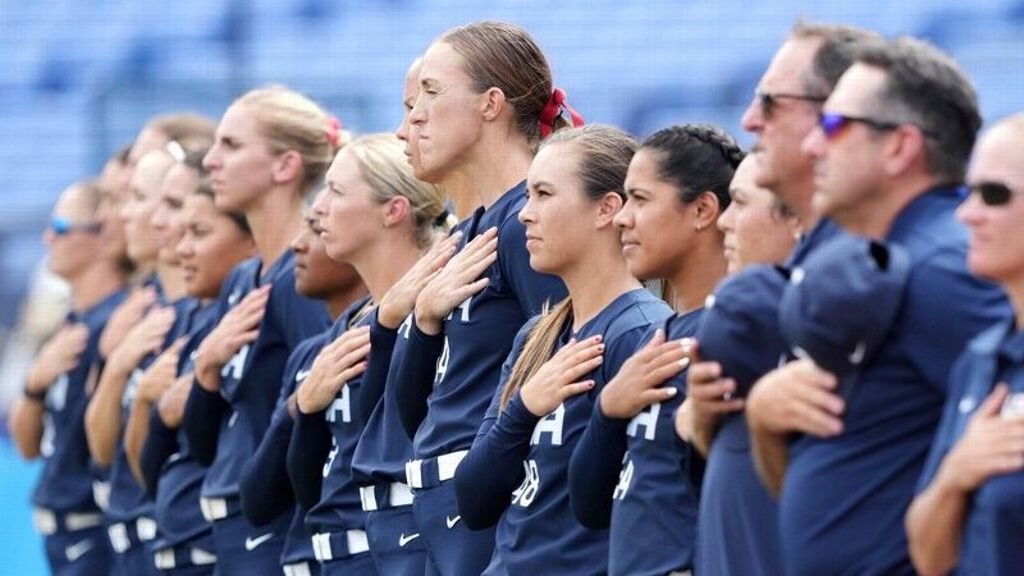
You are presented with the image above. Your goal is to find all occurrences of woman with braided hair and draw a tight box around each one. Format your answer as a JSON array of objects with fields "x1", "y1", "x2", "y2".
[
  {"x1": 568, "y1": 124, "x2": 743, "y2": 575},
  {"x1": 391, "y1": 21, "x2": 576, "y2": 574}
]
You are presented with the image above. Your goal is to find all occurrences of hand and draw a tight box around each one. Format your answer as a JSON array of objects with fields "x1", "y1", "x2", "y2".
[
  {"x1": 415, "y1": 227, "x2": 499, "y2": 335},
  {"x1": 599, "y1": 329, "x2": 687, "y2": 419},
  {"x1": 157, "y1": 373, "x2": 194, "y2": 428},
  {"x1": 135, "y1": 338, "x2": 187, "y2": 406},
  {"x1": 746, "y1": 359, "x2": 844, "y2": 438},
  {"x1": 378, "y1": 232, "x2": 462, "y2": 330},
  {"x1": 195, "y1": 286, "x2": 270, "y2": 390},
  {"x1": 519, "y1": 336, "x2": 603, "y2": 417},
  {"x1": 26, "y1": 323, "x2": 90, "y2": 394},
  {"x1": 107, "y1": 306, "x2": 177, "y2": 375},
  {"x1": 937, "y1": 383, "x2": 1024, "y2": 493},
  {"x1": 683, "y1": 340, "x2": 747, "y2": 450},
  {"x1": 297, "y1": 326, "x2": 371, "y2": 414},
  {"x1": 99, "y1": 287, "x2": 157, "y2": 359}
]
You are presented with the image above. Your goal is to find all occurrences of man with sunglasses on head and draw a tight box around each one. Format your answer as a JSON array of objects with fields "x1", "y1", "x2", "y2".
[
  {"x1": 744, "y1": 36, "x2": 1010, "y2": 575},
  {"x1": 9, "y1": 179, "x2": 129, "y2": 575},
  {"x1": 679, "y1": 21, "x2": 875, "y2": 576}
]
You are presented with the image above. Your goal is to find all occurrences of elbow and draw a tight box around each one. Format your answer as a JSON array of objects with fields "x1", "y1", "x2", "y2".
[
  {"x1": 453, "y1": 471, "x2": 498, "y2": 531},
  {"x1": 905, "y1": 503, "x2": 957, "y2": 576},
  {"x1": 570, "y1": 496, "x2": 610, "y2": 530},
  {"x1": 14, "y1": 437, "x2": 41, "y2": 460}
]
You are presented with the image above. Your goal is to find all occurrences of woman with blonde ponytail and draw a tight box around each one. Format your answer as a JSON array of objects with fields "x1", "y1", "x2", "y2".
[
  {"x1": 182, "y1": 85, "x2": 340, "y2": 573},
  {"x1": 453, "y1": 125, "x2": 673, "y2": 575}
]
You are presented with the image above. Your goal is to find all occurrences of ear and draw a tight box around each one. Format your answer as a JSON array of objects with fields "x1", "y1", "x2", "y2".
[
  {"x1": 272, "y1": 150, "x2": 305, "y2": 186},
  {"x1": 594, "y1": 191, "x2": 625, "y2": 229},
  {"x1": 481, "y1": 87, "x2": 507, "y2": 123},
  {"x1": 882, "y1": 125, "x2": 927, "y2": 177},
  {"x1": 692, "y1": 191, "x2": 721, "y2": 231},
  {"x1": 381, "y1": 195, "x2": 412, "y2": 229}
]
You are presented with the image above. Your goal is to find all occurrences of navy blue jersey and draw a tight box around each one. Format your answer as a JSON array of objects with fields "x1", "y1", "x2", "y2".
[
  {"x1": 147, "y1": 301, "x2": 221, "y2": 550},
  {"x1": 351, "y1": 314, "x2": 414, "y2": 486},
  {"x1": 457, "y1": 289, "x2": 671, "y2": 576},
  {"x1": 918, "y1": 318, "x2": 1024, "y2": 576},
  {"x1": 396, "y1": 183, "x2": 568, "y2": 460},
  {"x1": 194, "y1": 252, "x2": 331, "y2": 500},
  {"x1": 33, "y1": 288, "x2": 127, "y2": 512},
  {"x1": 105, "y1": 296, "x2": 199, "y2": 524},
  {"x1": 696, "y1": 219, "x2": 841, "y2": 576},
  {"x1": 591, "y1": 309, "x2": 703, "y2": 576},
  {"x1": 301, "y1": 298, "x2": 378, "y2": 533},
  {"x1": 779, "y1": 187, "x2": 1010, "y2": 575},
  {"x1": 240, "y1": 330, "x2": 330, "y2": 566}
]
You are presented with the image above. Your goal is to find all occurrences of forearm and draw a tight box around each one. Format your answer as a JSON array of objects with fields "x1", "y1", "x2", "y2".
[
  {"x1": 240, "y1": 414, "x2": 296, "y2": 526},
  {"x1": 568, "y1": 408, "x2": 628, "y2": 529},
  {"x1": 84, "y1": 366, "x2": 133, "y2": 467},
  {"x1": 139, "y1": 412, "x2": 179, "y2": 499},
  {"x1": 356, "y1": 319, "x2": 398, "y2": 423},
  {"x1": 690, "y1": 411, "x2": 722, "y2": 459},
  {"x1": 182, "y1": 383, "x2": 227, "y2": 466},
  {"x1": 454, "y1": 395, "x2": 537, "y2": 530},
  {"x1": 124, "y1": 397, "x2": 154, "y2": 486},
  {"x1": 906, "y1": 474, "x2": 968, "y2": 576},
  {"x1": 9, "y1": 397, "x2": 45, "y2": 459},
  {"x1": 394, "y1": 322, "x2": 445, "y2": 439},
  {"x1": 286, "y1": 409, "x2": 332, "y2": 511},
  {"x1": 749, "y1": 424, "x2": 790, "y2": 498}
]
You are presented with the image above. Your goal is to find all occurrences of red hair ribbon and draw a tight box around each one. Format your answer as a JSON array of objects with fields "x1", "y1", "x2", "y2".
[
  {"x1": 539, "y1": 87, "x2": 585, "y2": 138},
  {"x1": 326, "y1": 116, "x2": 343, "y2": 147}
]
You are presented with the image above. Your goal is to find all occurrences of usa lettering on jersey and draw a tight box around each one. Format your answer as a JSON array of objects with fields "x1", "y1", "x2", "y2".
[
  {"x1": 220, "y1": 344, "x2": 250, "y2": 381},
  {"x1": 531, "y1": 403, "x2": 566, "y2": 446},
  {"x1": 613, "y1": 455, "x2": 634, "y2": 501},
  {"x1": 325, "y1": 384, "x2": 352, "y2": 424},
  {"x1": 511, "y1": 459, "x2": 540, "y2": 508},
  {"x1": 627, "y1": 402, "x2": 660, "y2": 441}
]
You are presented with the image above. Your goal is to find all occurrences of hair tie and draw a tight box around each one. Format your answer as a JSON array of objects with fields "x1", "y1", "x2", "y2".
[
  {"x1": 326, "y1": 117, "x2": 343, "y2": 147},
  {"x1": 433, "y1": 208, "x2": 450, "y2": 227},
  {"x1": 539, "y1": 87, "x2": 585, "y2": 138}
]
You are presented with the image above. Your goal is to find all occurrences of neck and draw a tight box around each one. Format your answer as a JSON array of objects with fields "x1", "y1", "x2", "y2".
[
  {"x1": 130, "y1": 260, "x2": 157, "y2": 285},
  {"x1": 156, "y1": 260, "x2": 188, "y2": 301},
  {"x1": 69, "y1": 262, "x2": 126, "y2": 313},
  {"x1": 325, "y1": 281, "x2": 370, "y2": 320},
  {"x1": 461, "y1": 136, "x2": 534, "y2": 209},
  {"x1": 780, "y1": 177, "x2": 818, "y2": 225},
  {"x1": 352, "y1": 234, "x2": 424, "y2": 305},
  {"x1": 667, "y1": 233, "x2": 728, "y2": 313},
  {"x1": 842, "y1": 173, "x2": 938, "y2": 240},
  {"x1": 1004, "y1": 278, "x2": 1024, "y2": 331},
  {"x1": 563, "y1": 239, "x2": 642, "y2": 331},
  {"x1": 247, "y1": 188, "x2": 306, "y2": 266},
  {"x1": 442, "y1": 172, "x2": 479, "y2": 220}
]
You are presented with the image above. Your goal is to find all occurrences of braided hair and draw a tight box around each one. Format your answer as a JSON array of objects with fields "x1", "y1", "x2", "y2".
[{"x1": 640, "y1": 124, "x2": 745, "y2": 210}]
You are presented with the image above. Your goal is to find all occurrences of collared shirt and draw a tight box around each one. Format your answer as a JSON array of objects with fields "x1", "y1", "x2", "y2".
[
  {"x1": 780, "y1": 186, "x2": 1011, "y2": 575},
  {"x1": 919, "y1": 317, "x2": 1024, "y2": 576}
]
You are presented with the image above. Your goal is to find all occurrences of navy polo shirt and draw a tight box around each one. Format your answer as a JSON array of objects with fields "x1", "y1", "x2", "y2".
[
  {"x1": 33, "y1": 288, "x2": 127, "y2": 513},
  {"x1": 919, "y1": 318, "x2": 1024, "y2": 576},
  {"x1": 779, "y1": 187, "x2": 1010, "y2": 575}
]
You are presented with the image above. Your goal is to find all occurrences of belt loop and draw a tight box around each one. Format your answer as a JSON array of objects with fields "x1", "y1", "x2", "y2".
[
  {"x1": 136, "y1": 517, "x2": 158, "y2": 542},
  {"x1": 359, "y1": 486, "x2": 378, "y2": 512},
  {"x1": 107, "y1": 523, "x2": 131, "y2": 554},
  {"x1": 405, "y1": 460, "x2": 423, "y2": 489}
]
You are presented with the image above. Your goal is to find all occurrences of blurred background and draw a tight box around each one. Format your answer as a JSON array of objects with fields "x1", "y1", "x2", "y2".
[{"x1": 1, "y1": 0, "x2": 1022, "y2": 571}]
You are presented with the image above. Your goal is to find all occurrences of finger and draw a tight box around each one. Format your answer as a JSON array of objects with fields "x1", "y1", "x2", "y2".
[
  {"x1": 977, "y1": 382, "x2": 1011, "y2": 418},
  {"x1": 649, "y1": 343, "x2": 690, "y2": 368},
  {"x1": 559, "y1": 380, "x2": 596, "y2": 400},
  {"x1": 794, "y1": 359, "x2": 839, "y2": 390},
  {"x1": 700, "y1": 397, "x2": 746, "y2": 415},
  {"x1": 460, "y1": 249, "x2": 499, "y2": 281},
  {"x1": 687, "y1": 361, "x2": 722, "y2": 388},
  {"x1": 689, "y1": 378, "x2": 737, "y2": 401},
  {"x1": 792, "y1": 398, "x2": 844, "y2": 437},
  {"x1": 337, "y1": 342, "x2": 372, "y2": 369},
  {"x1": 638, "y1": 386, "x2": 678, "y2": 407},
  {"x1": 680, "y1": 337, "x2": 700, "y2": 362},
  {"x1": 645, "y1": 360, "x2": 688, "y2": 387},
  {"x1": 563, "y1": 342, "x2": 604, "y2": 367},
  {"x1": 450, "y1": 277, "x2": 490, "y2": 302},
  {"x1": 560, "y1": 355, "x2": 604, "y2": 383},
  {"x1": 643, "y1": 329, "x2": 666, "y2": 350},
  {"x1": 800, "y1": 384, "x2": 845, "y2": 416}
]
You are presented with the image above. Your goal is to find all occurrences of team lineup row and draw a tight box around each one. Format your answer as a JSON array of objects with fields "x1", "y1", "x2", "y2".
[{"x1": 9, "y1": 18, "x2": 1024, "y2": 576}]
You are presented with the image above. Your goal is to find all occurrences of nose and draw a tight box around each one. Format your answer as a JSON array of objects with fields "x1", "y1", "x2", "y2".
[
  {"x1": 612, "y1": 201, "x2": 633, "y2": 229},
  {"x1": 741, "y1": 94, "x2": 764, "y2": 135},
  {"x1": 518, "y1": 194, "x2": 537, "y2": 226},
  {"x1": 291, "y1": 228, "x2": 308, "y2": 253},
  {"x1": 955, "y1": 191, "x2": 984, "y2": 226},
  {"x1": 801, "y1": 126, "x2": 826, "y2": 159},
  {"x1": 717, "y1": 202, "x2": 736, "y2": 233},
  {"x1": 202, "y1": 145, "x2": 220, "y2": 171},
  {"x1": 409, "y1": 93, "x2": 426, "y2": 126}
]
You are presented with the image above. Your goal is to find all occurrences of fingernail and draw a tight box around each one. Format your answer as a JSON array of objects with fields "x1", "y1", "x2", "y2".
[
  {"x1": 665, "y1": 387, "x2": 678, "y2": 397},
  {"x1": 678, "y1": 357, "x2": 690, "y2": 368}
]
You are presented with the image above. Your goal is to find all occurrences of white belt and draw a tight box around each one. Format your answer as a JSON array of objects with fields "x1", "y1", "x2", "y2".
[
  {"x1": 92, "y1": 480, "x2": 111, "y2": 512},
  {"x1": 153, "y1": 546, "x2": 217, "y2": 570},
  {"x1": 311, "y1": 530, "x2": 369, "y2": 562},
  {"x1": 33, "y1": 509, "x2": 104, "y2": 535},
  {"x1": 283, "y1": 561, "x2": 313, "y2": 576},
  {"x1": 359, "y1": 482, "x2": 414, "y2": 511},
  {"x1": 199, "y1": 497, "x2": 229, "y2": 521},
  {"x1": 405, "y1": 450, "x2": 468, "y2": 489},
  {"x1": 108, "y1": 517, "x2": 158, "y2": 554}
]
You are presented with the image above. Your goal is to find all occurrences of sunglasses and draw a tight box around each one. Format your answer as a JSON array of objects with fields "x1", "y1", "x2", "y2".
[
  {"x1": 50, "y1": 217, "x2": 102, "y2": 236},
  {"x1": 818, "y1": 112, "x2": 903, "y2": 140},
  {"x1": 968, "y1": 182, "x2": 1017, "y2": 206},
  {"x1": 754, "y1": 89, "x2": 828, "y2": 118}
]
